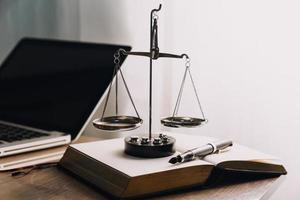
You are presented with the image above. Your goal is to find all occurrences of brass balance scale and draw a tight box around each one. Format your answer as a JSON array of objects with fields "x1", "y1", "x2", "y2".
[{"x1": 93, "y1": 4, "x2": 207, "y2": 158}]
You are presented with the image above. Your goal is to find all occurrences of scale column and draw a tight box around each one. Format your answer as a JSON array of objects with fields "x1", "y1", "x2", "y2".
[
  {"x1": 149, "y1": 5, "x2": 160, "y2": 140},
  {"x1": 124, "y1": 4, "x2": 177, "y2": 158},
  {"x1": 148, "y1": 8, "x2": 154, "y2": 140}
]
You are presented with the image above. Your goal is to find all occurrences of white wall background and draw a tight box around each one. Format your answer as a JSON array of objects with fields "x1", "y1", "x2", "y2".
[
  {"x1": 0, "y1": 0, "x2": 299, "y2": 199},
  {"x1": 0, "y1": 0, "x2": 80, "y2": 61}
]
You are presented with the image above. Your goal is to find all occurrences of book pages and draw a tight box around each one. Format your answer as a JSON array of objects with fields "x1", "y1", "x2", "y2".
[{"x1": 71, "y1": 138, "x2": 211, "y2": 177}]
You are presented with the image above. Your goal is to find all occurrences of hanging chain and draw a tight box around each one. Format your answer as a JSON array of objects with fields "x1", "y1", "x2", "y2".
[
  {"x1": 101, "y1": 65, "x2": 116, "y2": 119},
  {"x1": 101, "y1": 51, "x2": 120, "y2": 119},
  {"x1": 101, "y1": 50, "x2": 141, "y2": 119},
  {"x1": 152, "y1": 11, "x2": 159, "y2": 20},
  {"x1": 172, "y1": 57, "x2": 189, "y2": 116},
  {"x1": 185, "y1": 57, "x2": 191, "y2": 67},
  {"x1": 118, "y1": 68, "x2": 141, "y2": 119},
  {"x1": 185, "y1": 58, "x2": 206, "y2": 120},
  {"x1": 114, "y1": 51, "x2": 120, "y2": 65},
  {"x1": 101, "y1": 49, "x2": 140, "y2": 119},
  {"x1": 172, "y1": 56, "x2": 206, "y2": 120}
]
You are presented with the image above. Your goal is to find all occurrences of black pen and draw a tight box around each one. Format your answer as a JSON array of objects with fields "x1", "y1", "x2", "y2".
[{"x1": 169, "y1": 140, "x2": 233, "y2": 164}]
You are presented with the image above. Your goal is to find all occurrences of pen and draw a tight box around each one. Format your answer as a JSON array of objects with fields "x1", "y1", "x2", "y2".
[{"x1": 169, "y1": 140, "x2": 233, "y2": 164}]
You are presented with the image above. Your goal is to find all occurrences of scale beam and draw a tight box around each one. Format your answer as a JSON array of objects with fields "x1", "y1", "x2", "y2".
[{"x1": 119, "y1": 49, "x2": 189, "y2": 60}]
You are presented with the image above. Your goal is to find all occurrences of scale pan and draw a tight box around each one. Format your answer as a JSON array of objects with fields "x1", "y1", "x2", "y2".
[
  {"x1": 93, "y1": 116, "x2": 143, "y2": 132},
  {"x1": 161, "y1": 116, "x2": 206, "y2": 128}
]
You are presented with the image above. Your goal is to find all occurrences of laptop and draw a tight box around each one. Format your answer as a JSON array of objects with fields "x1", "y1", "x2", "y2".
[{"x1": 0, "y1": 38, "x2": 131, "y2": 157}]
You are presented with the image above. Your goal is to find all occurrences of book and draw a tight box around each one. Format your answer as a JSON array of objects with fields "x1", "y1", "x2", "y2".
[
  {"x1": 0, "y1": 145, "x2": 66, "y2": 171},
  {"x1": 0, "y1": 135, "x2": 95, "y2": 171},
  {"x1": 59, "y1": 133, "x2": 287, "y2": 199}
]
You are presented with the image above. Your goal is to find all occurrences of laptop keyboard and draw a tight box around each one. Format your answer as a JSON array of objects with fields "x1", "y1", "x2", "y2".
[{"x1": 0, "y1": 123, "x2": 49, "y2": 143}]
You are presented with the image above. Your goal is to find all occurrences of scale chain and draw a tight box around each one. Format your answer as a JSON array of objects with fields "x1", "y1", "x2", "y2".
[
  {"x1": 187, "y1": 66, "x2": 206, "y2": 119},
  {"x1": 101, "y1": 63, "x2": 117, "y2": 119},
  {"x1": 172, "y1": 57, "x2": 206, "y2": 120},
  {"x1": 173, "y1": 66, "x2": 188, "y2": 117},
  {"x1": 101, "y1": 51, "x2": 141, "y2": 120},
  {"x1": 172, "y1": 56, "x2": 190, "y2": 117},
  {"x1": 118, "y1": 68, "x2": 141, "y2": 119}
]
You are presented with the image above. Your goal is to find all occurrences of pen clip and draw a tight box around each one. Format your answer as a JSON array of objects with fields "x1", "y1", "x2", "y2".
[{"x1": 215, "y1": 146, "x2": 232, "y2": 154}]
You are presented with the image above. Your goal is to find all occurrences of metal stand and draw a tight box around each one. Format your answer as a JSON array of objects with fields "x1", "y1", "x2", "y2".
[{"x1": 123, "y1": 5, "x2": 186, "y2": 158}]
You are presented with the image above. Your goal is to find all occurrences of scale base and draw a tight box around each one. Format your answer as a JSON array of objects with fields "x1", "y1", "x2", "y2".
[{"x1": 124, "y1": 134, "x2": 175, "y2": 158}]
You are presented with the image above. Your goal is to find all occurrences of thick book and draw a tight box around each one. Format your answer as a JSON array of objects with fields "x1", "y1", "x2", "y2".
[{"x1": 59, "y1": 133, "x2": 286, "y2": 198}]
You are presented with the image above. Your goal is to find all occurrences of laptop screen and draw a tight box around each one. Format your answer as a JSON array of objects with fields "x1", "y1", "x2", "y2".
[{"x1": 0, "y1": 38, "x2": 131, "y2": 139}]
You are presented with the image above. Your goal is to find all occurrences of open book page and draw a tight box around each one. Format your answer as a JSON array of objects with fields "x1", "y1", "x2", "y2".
[
  {"x1": 71, "y1": 137, "x2": 212, "y2": 177},
  {"x1": 204, "y1": 144, "x2": 278, "y2": 165},
  {"x1": 170, "y1": 132, "x2": 278, "y2": 165},
  {"x1": 172, "y1": 132, "x2": 216, "y2": 152}
]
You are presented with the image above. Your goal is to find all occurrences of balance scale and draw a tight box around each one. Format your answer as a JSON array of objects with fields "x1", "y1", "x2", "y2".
[{"x1": 92, "y1": 4, "x2": 207, "y2": 158}]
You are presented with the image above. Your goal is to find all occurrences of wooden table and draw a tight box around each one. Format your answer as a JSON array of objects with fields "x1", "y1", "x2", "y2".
[{"x1": 0, "y1": 136, "x2": 283, "y2": 200}]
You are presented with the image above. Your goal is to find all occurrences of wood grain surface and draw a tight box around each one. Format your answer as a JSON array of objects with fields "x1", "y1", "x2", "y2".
[{"x1": 0, "y1": 135, "x2": 283, "y2": 200}]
